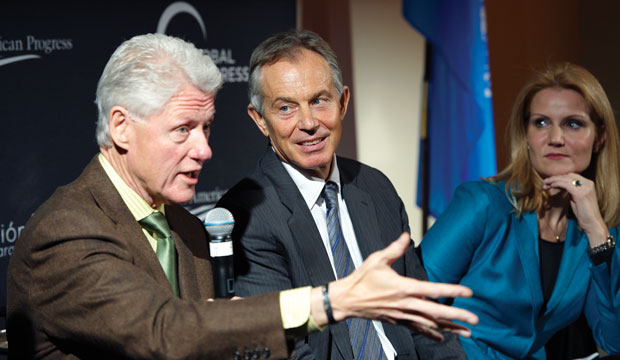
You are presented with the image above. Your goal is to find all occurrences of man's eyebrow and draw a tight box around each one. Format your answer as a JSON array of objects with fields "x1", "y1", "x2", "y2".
[
  {"x1": 271, "y1": 96, "x2": 296, "y2": 106},
  {"x1": 269, "y1": 89, "x2": 334, "y2": 108},
  {"x1": 312, "y1": 90, "x2": 334, "y2": 99}
]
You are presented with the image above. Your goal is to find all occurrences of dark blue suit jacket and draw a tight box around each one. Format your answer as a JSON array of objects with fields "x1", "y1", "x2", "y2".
[
  {"x1": 421, "y1": 181, "x2": 620, "y2": 359},
  {"x1": 218, "y1": 148, "x2": 466, "y2": 360}
]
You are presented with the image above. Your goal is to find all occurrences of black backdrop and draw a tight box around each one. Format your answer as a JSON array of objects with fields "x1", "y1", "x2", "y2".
[{"x1": 0, "y1": 0, "x2": 296, "y2": 321}]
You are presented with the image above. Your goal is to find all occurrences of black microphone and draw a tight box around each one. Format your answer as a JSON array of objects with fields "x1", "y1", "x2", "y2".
[{"x1": 204, "y1": 207, "x2": 235, "y2": 298}]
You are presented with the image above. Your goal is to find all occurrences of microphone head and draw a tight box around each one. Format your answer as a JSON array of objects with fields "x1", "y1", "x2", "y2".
[{"x1": 204, "y1": 207, "x2": 235, "y2": 238}]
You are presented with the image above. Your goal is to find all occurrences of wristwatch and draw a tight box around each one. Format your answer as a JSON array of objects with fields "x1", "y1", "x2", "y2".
[{"x1": 588, "y1": 234, "x2": 615, "y2": 265}]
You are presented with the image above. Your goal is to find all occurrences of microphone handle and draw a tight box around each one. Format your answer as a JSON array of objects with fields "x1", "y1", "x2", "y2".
[{"x1": 209, "y1": 239, "x2": 235, "y2": 298}]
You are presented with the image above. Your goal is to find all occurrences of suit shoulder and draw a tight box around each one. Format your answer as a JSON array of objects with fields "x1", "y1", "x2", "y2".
[
  {"x1": 13, "y1": 180, "x2": 113, "y2": 262},
  {"x1": 456, "y1": 180, "x2": 506, "y2": 197},
  {"x1": 218, "y1": 175, "x2": 272, "y2": 209},
  {"x1": 454, "y1": 180, "x2": 512, "y2": 213},
  {"x1": 29, "y1": 179, "x2": 97, "y2": 225},
  {"x1": 337, "y1": 157, "x2": 394, "y2": 187},
  {"x1": 337, "y1": 156, "x2": 385, "y2": 176}
]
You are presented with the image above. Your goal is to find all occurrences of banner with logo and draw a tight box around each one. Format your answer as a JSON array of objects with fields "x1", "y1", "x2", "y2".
[
  {"x1": 404, "y1": 0, "x2": 497, "y2": 218},
  {"x1": 0, "y1": 0, "x2": 296, "y2": 316}
]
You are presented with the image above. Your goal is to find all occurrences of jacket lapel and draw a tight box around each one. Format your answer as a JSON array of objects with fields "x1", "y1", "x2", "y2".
[
  {"x1": 261, "y1": 149, "x2": 335, "y2": 285},
  {"x1": 260, "y1": 149, "x2": 353, "y2": 360},
  {"x1": 513, "y1": 212, "x2": 545, "y2": 313},
  {"x1": 166, "y1": 203, "x2": 212, "y2": 299},
  {"x1": 340, "y1": 181, "x2": 385, "y2": 259},
  {"x1": 543, "y1": 220, "x2": 589, "y2": 316},
  {"x1": 83, "y1": 156, "x2": 179, "y2": 295},
  {"x1": 173, "y1": 230, "x2": 202, "y2": 299}
]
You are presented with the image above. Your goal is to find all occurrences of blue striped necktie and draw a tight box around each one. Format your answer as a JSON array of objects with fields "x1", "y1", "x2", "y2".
[{"x1": 323, "y1": 182, "x2": 387, "y2": 360}]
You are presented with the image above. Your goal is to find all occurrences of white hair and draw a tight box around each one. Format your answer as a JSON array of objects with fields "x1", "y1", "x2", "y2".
[{"x1": 95, "y1": 33, "x2": 222, "y2": 147}]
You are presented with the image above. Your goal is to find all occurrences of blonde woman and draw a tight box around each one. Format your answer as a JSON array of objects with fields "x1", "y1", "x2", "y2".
[{"x1": 421, "y1": 63, "x2": 620, "y2": 359}]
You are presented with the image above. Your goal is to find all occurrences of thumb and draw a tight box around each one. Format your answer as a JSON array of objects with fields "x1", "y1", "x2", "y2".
[{"x1": 380, "y1": 232, "x2": 412, "y2": 265}]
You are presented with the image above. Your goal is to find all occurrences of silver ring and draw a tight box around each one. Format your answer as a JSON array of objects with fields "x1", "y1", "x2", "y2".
[{"x1": 572, "y1": 179, "x2": 582, "y2": 187}]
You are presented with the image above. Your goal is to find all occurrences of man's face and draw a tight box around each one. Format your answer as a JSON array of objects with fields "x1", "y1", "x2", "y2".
[
  {"x1": 124, "y1": 85, "x2": 215, "y2": 206},
  {"x1": 249, "y1": 49, "x2": 349, "y2": 179}
]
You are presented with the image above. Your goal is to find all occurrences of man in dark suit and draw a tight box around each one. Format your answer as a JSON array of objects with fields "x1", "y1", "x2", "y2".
[
  {"x1": 218, "y1": 30, "x2": 469, "y2": 359},
  {"x1": 7, "y1": 33, "x2": 477, "y2": 359}
]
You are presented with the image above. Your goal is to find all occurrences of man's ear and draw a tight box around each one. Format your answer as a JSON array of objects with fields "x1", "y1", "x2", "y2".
[
  {"x1": 339, "y1": 85, "x2": 351, "y2": 119},
  {"x1": 109, "y1": 106, "x2": 132, "y2": 150},
  {"x1": 248, "y1": 104, "x2": 271, "y2": 137}
]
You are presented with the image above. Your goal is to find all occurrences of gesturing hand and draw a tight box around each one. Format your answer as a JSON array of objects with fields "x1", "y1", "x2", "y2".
[{"x1": 323, "y1": 233, "x2": 478, "y2": 342}]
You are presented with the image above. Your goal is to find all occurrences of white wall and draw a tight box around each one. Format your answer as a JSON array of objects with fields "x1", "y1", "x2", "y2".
[{"x1": 349, "y1": 0, "x2": 426, "y2": 244}]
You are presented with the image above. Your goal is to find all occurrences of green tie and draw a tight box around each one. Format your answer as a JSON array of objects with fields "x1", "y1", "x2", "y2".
[{"x1": 139, "y1": 212, "x2": 179, "y2": 296}]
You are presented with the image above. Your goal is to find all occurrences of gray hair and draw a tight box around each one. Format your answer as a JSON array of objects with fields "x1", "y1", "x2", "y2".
[
  {"x1": 95, "y1": 33, "x2": 223, "y2": 147},
  {"x1": 248, "y1": 29, "x2": 343, "y2": 114}
]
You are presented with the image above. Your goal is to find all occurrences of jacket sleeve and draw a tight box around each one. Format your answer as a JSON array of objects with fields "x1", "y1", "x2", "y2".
[
  {"x1": 420, "y1": 182, "x2": 491, "y2": 295},
  {"x1": 584, "y1": 227, "x2": 620, "y2": 354},
  {"x1": 7, "y1": 204, "x2": 288, "y2": 360}
]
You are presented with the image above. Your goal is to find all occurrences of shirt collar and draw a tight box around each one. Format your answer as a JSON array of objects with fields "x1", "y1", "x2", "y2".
[
  {"x1": 98, "y1": 153, "x2": 165, "y2": 221},
  {"x1": 280, "y1": 152, "x2": 341, "y2": 209}
]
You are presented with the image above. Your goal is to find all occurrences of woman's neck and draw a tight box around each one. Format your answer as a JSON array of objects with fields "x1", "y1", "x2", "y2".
[{"x1": 538, "y1": 189, "x2": 571, "y2": 242}]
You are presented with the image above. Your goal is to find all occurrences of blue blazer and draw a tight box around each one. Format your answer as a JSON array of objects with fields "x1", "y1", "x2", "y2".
[{"x1": 420, "y1": 181, "x2": 620, "y2": 359}]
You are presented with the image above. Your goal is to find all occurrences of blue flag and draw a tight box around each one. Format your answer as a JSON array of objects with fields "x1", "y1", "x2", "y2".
[{"x1": 404, "y1": 0, "x2": 497, "y2": 218}]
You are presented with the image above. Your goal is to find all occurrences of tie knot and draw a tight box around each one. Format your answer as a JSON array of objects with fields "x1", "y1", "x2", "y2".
[
  {"x1": 139, "y1": 212, "x2": 171, "y2": 239},
  {"x1": 323, "y1": 181, "x2": 339, "y2": 210}
]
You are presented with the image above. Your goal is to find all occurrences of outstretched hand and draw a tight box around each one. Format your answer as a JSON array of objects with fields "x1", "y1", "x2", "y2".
[{"x1": 314, "y1": 233, "x2": 478, "y2": 342}]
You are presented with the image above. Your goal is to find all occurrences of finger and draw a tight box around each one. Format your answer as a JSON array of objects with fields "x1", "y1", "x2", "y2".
[
  {"x1": 435, "y1": 319, "x2": 473, "y2": 338},
  {"x1": 435, "y1": 318, "x2": 471, "y2": 331},
  {"x1": 444, "y1": 327, "x2": 472, "y2": 338},
  {"x1": 542, "y1": 176, "x2": 569, "y2": 191},
  {"x1": 398, "y1": 309, "x2": 473, "y2": 338},
  {"x1": 408, "y1": 280, "x2": 474, "y2": 299},
  {"x1": 401, "y1": 297, "x2": 479, "y2": 325},
  {"x1": 398, "y1": 314, "x2": 471, "y2": 340},
  {"x1": 382, "y1": 296, "x2": 478, "y2": 326},
  {"x1": 543, "y1": 173, "x2": 583, "y2": 193},
  {"x1": 410, "y1": 324, "x2": 444, "y2": 342},
  {"x1": 389, "y1": 311, "x2": 441, "y2": 329},
  {"x1": 543, "y1": 173, "x2": 579, "y2": 183}
]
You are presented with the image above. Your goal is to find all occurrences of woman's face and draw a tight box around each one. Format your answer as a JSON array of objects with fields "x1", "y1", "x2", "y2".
[{"x1": 526, "y1": 87, "x2": 603, "y2": 178}]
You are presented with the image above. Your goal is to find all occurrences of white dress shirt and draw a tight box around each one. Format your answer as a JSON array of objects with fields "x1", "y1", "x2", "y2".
[{"x1": 281, "y1": 155, "x2": 396, "y2": 360}]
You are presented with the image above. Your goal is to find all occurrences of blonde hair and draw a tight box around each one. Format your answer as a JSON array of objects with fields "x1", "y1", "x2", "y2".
[{"x1": 489, "y1": 62, "x2": 620, "y2": 227}]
